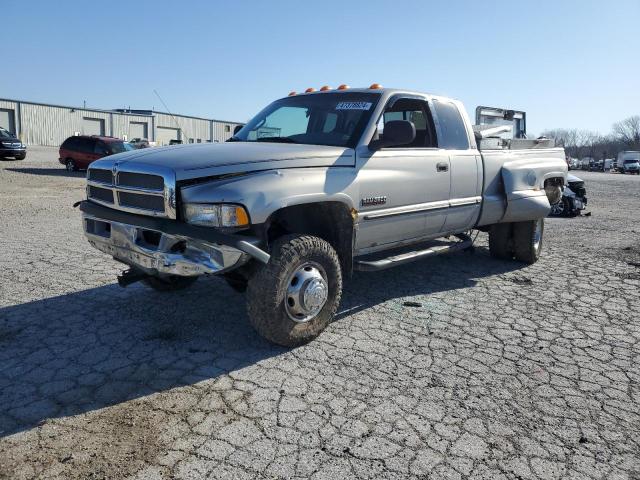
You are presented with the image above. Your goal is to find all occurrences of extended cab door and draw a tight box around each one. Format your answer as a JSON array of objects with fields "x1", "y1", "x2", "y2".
[
  {"x1": 431, "y1": 99, "x2": 481, "y2": 233},
  {"x1": 355, "y1": 95, "x2": 451, "y2": 253}
]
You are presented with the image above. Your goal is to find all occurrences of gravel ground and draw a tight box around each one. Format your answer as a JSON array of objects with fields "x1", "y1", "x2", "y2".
[{"x1": 1, "y1": 147, "x2": 639, "y2": 480}]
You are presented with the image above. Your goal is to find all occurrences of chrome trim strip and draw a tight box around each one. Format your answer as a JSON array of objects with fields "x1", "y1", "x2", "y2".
[
  {"x1": 87, "y1": 180, "x2": 164, "y2": 196},
  {"x1": 362, "y1": 196, "x2": 481, "y2": 220},
  {"x1": 449, "y1": 195, "x2": 482, "y2": 207}
]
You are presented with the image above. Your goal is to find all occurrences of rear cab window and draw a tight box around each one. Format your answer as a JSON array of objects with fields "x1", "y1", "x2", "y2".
[{"x1": 432, "y1": 100, "x2": 470, "y2": 150}]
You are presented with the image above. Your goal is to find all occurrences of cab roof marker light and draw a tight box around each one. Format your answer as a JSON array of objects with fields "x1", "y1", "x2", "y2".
[
  {"x1": 337, "y1": 84, "x2": 350, "y2": 90},
  {"x1": 305, "y1": 87, "x2": 316, "y2": 93},
  {"x1": 369, "y1": 83, "x2": 383, "y2": 89},
  {"x1": 288, "y1": 91, "x2": 297, "y2": 96},
  {"x1": 320, "y1": 85, "x2": 331, "y2": 91}
]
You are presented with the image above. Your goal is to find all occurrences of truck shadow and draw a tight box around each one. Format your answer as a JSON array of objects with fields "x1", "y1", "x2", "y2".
[
  {"x1": 5, "y1": 167, "x2": 86, "y2": 178},
  {"x1": 0, "y1": 247, "x2": 522, "y2": 437}
]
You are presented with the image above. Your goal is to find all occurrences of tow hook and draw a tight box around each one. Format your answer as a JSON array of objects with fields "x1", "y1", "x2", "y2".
[{"x1": 117, "y1": 268, "x2": 149, "y2": 287}]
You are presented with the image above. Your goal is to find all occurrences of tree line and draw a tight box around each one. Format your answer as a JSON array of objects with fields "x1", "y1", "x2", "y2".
[{"x1": 541, "y1": 115, "x2": 640, "y2": 159}]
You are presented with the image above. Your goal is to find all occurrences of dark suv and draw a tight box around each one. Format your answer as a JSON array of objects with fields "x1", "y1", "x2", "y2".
[
  {"x1": 0, "y1": 127, "x2": 26, "y2": 160},
  {"x1": 59, "y1": 135, "x2": 133, "y2": 171}
]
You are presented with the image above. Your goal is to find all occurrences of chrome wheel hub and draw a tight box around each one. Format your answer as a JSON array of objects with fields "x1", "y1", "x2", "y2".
[{"x1": 285, "y1": 263, "x2": 328, "y2": 323}]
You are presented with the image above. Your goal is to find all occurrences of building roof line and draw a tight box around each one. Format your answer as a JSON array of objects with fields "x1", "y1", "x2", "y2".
[{"x1": 0, "y1": 97, "x2": 243, "y2": 125}]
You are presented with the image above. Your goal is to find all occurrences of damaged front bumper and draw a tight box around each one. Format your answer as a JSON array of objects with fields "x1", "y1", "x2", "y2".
[{"x1": 80, "y1": 201, "x2": 269, "y2": 277}]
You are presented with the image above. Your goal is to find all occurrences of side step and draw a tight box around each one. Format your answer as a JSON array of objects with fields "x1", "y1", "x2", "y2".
[{"x1": 354, "y1": 233, "x2": 473, "y2": 272}]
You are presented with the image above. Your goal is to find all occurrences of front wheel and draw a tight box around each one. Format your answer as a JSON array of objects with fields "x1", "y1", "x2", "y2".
[
  {"x1": 15, "y1": 154, "x2": 26, "y2": 160},
  {"x1": 512, "y1": 218, "x2": 544, "y2": 264},
  {"x1": 246, "y1": 234, "x2": 342, "y2": 347},
  {"x1": 65, "y1": 159, "x2": 77, "y2": 172}
]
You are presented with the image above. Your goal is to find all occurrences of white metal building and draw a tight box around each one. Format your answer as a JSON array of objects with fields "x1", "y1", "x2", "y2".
[{"x1": 0, "y1": 98, "x2": 243, "y2": 146}]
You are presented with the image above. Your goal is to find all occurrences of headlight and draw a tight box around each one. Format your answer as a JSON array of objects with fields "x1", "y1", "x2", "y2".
[{"x1": 182, "y1": 203, "x2": 250, "y2": 228}]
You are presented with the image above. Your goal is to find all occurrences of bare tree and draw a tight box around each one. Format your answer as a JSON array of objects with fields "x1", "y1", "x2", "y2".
[{"x1": 613, "y1": 116, "x2": 640, "y2": 149}]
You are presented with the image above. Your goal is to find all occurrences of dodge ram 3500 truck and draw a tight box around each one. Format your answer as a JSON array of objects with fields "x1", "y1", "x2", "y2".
[{"x1": 79, "y1": 85, "x2": 567, "y2": 346}]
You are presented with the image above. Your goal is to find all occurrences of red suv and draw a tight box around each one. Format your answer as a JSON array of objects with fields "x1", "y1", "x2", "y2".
[{"x1": 59, "y1": 135, "x2": 133, "y2": 171}]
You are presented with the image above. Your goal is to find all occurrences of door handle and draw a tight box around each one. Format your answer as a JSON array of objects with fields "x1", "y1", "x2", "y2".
[{"x1": 436, "y1": 162, "x2": 449, "y2": 172}]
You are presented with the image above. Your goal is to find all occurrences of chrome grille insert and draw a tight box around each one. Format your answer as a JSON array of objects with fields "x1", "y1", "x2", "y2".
[{"x1": 86, "y1": 162, "x2": 176, "y2": 219}]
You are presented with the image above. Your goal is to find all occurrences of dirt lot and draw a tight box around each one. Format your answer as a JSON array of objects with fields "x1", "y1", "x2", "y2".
[{"x1": 1, "y1": 147, "x2": 639, "y2": 480}]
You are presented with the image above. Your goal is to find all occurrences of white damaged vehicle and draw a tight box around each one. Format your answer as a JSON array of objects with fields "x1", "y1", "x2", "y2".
[{"x1": 79, "y1": 85, "x2": 567, "y2": 346}]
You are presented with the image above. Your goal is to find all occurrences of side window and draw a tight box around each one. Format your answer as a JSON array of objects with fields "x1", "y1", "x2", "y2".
[
  {"x1": 94, "y1": 141, "x2": 108, "y2": 154},
  {"x1": 376, "y1": 98, "x2": 436, "y2": 148},
  {"x1": 433, "y1": 100, "x2": 469, "y2": 150},
  {"x1": 77, "y1": 138, "x2": 93, "y2": 153}
]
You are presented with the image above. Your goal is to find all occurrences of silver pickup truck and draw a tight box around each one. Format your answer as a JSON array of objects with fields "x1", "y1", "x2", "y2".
[{"x1": 79, "y1": 86, "x2": 567, "y2": 346}]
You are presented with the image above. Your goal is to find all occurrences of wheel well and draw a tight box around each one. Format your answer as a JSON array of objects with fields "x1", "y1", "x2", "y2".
[{"x1": 265, "y1": 202, "x2": 355, "y2": 277}]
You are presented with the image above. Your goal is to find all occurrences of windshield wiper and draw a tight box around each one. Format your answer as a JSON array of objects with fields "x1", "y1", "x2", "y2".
[{"x1": 255, "y1": 137, "x2": 298, "y2": 144}]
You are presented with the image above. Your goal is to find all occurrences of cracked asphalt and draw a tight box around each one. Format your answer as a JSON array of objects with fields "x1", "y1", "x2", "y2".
[{"x1": 1, "y1": 147, "x2": 639, "y2": 479}]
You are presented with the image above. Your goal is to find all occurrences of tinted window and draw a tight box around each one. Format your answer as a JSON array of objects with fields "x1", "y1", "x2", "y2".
[
  {"x1": 108, "y1": 141, "x2": 134, "y2": 154},
  {"x1": 77, "y1": 138, "x2": 95, "y2": 153},
  {"x1": 375, "y1": 97, "x2": 436, "y2": 148},
  {"x1": 94, "y1": 141, "x2": 109, "y2": 154},
  {"x1": 62, "y1": 137, "x2": 78, "y2": 149},
  {"x1": 433, "y1": 100, "x2": 469, "y2": 150}
]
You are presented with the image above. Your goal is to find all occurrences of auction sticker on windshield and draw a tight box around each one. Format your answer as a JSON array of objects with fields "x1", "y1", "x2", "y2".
[{"x1": 336, "y1": 102, "x2": 373, "y2": 110}]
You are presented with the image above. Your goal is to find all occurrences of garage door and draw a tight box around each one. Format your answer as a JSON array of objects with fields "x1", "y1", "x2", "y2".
[
  {"x1": 156, "y1": 127, "x2": 180, "y2": 146},
  {"x1": 82, "y1": 117, "x2": 105, "y2": 136},
  {"x1": 0, "y1": 109, "x2": 16, "y2": 134},
  {"x1": 129, "y1": 122, "x2": 148, "y2": 139}
]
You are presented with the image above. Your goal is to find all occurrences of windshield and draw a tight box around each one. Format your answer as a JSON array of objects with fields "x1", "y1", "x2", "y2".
[
  {"x1": 624, "y1": 159, "x2": 639, "y2": 164},
  {"x1": 0, "y1": 127, "x2": 14, "y2": 138},
  {"x1": 109, "y1": 141, "x2": 134, "y2": 154},
  {"x1": 233, "y1": 92, "x2": 381, "y2": 148}
]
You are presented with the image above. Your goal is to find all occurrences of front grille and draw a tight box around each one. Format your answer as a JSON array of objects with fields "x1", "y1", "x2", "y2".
[
  {"x1": 87, "y1": 164, "x2": 172, "y2": 218},
  {"x1": 88, "y1": 186, "x2": 114, "y2": 203},
  {"x1": 117, "y1": 191, "x2": 165, "y2": 212},
  {"x1": 117, "y1": 172, "x2": 164, "y2": 191},
  {"x1": 88, "y1": 169, "x2": 113, "y2": 184}
]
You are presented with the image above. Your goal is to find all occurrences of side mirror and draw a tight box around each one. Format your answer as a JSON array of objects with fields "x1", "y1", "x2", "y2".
[
  {"x1": 233, "y1": 125, "x2": 243, "y2": 135},
  {"x1": 370, "y1": 120, "x2": 415, "y2": 150}
]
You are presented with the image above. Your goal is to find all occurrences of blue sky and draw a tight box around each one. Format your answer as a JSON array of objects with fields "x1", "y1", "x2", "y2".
[{"x1": 1, "y1": 0, "x2": 638, "y2": 135}]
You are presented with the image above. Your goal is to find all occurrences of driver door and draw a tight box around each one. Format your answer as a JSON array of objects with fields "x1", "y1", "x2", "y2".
[{"x1": 355, "y1": 96, "x2": 451, "y2": 253}]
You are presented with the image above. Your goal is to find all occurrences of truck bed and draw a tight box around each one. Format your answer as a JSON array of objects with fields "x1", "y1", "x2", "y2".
[{"x1": 476, "y1": 145, "x2": 567, "y2": 227}]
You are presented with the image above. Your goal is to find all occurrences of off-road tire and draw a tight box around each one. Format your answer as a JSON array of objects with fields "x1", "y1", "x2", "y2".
[
  {"x1": 142, "y1": 275, "x2": 198, "y2": 292},
  {"x1": 246, "y1": 234, "x2": 342, "y2": 347},
  {"x1": 488, "y1": 223, "x2": 513, "y2": 260},
  {"x1": 513, "y1": 218, "x2": 544, "y2": 264}
]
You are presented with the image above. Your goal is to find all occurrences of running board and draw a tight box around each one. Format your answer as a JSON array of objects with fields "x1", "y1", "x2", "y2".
[{"x1": 354, "y1": 233, "x2": 473, "y2": 272}]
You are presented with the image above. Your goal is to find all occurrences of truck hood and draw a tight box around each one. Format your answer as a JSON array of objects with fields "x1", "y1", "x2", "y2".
[{"x1": 93, "y1": 142, "x2": 355, "y2": 180}]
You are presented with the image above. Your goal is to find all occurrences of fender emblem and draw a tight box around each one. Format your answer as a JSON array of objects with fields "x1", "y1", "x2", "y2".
[{"x1": 361, "y1": 196, "x2": 387, "y2": 207}]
